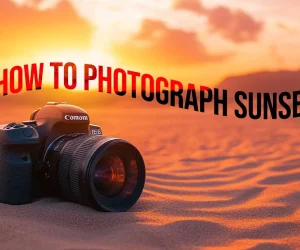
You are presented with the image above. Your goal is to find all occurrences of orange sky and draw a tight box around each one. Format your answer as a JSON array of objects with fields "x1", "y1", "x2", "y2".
[{"x1": 1, "y1": 0, "x2": 300, "y2": 88}]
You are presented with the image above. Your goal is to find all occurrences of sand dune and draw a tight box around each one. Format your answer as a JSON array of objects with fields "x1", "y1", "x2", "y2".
[
  {"x1": 0, "y1": 102, "x2": 300, "y2": 250},
  {"x1": 218, "y1": 70, "x2": 300, "y2": 93}
]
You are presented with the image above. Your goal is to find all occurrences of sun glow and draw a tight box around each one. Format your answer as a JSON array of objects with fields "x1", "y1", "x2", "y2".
[{"x1": 34, "y1": 49, "x2": 117, "y2": 90}]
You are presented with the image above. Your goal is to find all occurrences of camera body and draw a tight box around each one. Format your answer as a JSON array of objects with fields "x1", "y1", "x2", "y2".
[
  {"x1": 0, "y1": 102, "x2": 102, "y2": 205},
  {"x1": 0, "y1": 102, "x2": 145, "y2": 212}
]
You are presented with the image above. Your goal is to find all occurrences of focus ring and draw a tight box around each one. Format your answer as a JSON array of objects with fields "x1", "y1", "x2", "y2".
[
  {"x1": 68, "y1": 135, "x2": 101, "y2": 203},
  {"x1": 58, "y1": 135, "x2": 101, "y2": 203}
]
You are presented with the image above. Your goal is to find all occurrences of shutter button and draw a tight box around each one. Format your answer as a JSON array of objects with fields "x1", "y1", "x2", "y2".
[{"x1": 22, "y1": 120, "x2": 37, "y2": 126}]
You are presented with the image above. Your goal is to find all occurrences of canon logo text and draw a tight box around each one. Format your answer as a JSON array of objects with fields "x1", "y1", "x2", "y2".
[{"x1": 64, "y1": 115, "x2": 89, "y2": 121}]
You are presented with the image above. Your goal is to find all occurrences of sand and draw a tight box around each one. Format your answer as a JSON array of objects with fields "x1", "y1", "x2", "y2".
[{"x1": 0, "y1": 105, "x2": 300, "y2": 250}]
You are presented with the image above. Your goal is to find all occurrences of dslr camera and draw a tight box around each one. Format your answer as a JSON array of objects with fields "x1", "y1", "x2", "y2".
[{"x1": 0, "y1": 102, "x2": 145, "y2": 212}]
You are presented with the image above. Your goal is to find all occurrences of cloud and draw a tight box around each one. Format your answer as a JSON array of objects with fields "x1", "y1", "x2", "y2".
[
  {"x1": 173, "y1": 0, "x2": 263, "y2": 44},
  {"x1": 113, "y1": 19, "x2": 229, "y2": 67},
  {"x1": 207, "y1": 6, "x2": 263, "y2": 44},
  {"x1": 0, "y1": 0, "x2": 93, "y2": 57},
  {"x1": 172, "y1": 0, "x2": 205, "y2": 14}
]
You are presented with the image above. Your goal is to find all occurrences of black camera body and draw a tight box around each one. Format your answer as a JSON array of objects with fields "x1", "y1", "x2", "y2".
[{"x1": 0, "y1": 102, "x2": 145, "y2": 212}]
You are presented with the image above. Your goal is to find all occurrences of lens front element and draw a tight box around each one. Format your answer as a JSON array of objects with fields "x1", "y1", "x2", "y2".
[{"x1": 93, "y1": 156, "x2": 125, "y2": 197}]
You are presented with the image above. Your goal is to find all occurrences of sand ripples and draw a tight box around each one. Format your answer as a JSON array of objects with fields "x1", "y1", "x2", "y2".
[
  {"x1": 130, "y1": 111, "x2": 300, "y2": 249},
  {"x1": 0, "y1": 109, "x2": 299, "y2": 249}
]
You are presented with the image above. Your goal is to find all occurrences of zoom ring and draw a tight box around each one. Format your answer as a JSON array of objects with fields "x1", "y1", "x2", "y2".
[{"x1": 58, "y1": 134, "x2": 102, "y2": 204}]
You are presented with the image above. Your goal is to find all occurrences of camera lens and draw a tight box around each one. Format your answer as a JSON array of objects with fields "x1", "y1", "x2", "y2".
[{"x1": 42, "y1": 134, "x2": 145, "y2": 212}]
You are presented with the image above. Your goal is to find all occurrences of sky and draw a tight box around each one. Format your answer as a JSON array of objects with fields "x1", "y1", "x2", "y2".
[{"x1": 1, "y1": 0, "x2": 300, "y2": 88}]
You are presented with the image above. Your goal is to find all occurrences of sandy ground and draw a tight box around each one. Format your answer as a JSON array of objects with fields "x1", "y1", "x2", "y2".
[{"x1": 0, "y1": 105, "x2": 300, "y2": 250}]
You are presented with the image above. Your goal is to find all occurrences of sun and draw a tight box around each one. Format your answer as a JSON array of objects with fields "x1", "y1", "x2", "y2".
[{"x1": 34, "y1": 49, "x2": 117, "y2": 90}]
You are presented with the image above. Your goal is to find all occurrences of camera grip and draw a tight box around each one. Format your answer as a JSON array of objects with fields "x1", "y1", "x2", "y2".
[
  {"x1": 0, "y1": 145, "x2": 33, "y2": 205},
  {"x1": 0, "y1": 125, "x2": 39, "y2": 205}
]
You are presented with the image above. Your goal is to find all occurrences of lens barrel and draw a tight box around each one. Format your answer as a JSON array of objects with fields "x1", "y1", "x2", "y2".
[{"x1": 42, "y1": 134, "x2": 145, "y2": 212}]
